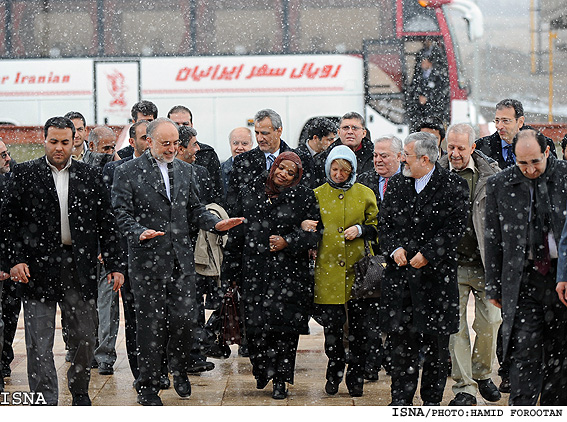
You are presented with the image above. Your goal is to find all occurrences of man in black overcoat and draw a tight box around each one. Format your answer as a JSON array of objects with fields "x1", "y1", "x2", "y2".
[
  {"x1": 0, "y1": 116, "x2": 125, "y2": 405},
  {"x1": 378, "y1": 132, "x2": 469, "y2": 405},
  {"x1": 485, "y1": 129, "x2": 567, "y2": 405},
  {"x1": 112, "y1": 118, "x2": 243, "y2": 406}
]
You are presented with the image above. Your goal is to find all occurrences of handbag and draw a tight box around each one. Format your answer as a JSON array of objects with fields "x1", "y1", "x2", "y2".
[
  {"x1": 220, "y1": 286, "x2": 241, "y2": 345},
  {"x1": 351, "y1": 241, "x2": 386, "y2": 299}
]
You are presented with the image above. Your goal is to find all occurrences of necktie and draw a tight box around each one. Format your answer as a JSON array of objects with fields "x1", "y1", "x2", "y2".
[
  {"x1": 267, "y1": 154, "x2": 275, "y2": 170},
  {"x1": 167, "y1": 162, "x2": 174, "y2": 201},
  {"x1": 503, "y1": 144, "x2": 515, "y2": 168},
  {"x1": 382, "y1": 177, "x2": 389, "y2": 199}
]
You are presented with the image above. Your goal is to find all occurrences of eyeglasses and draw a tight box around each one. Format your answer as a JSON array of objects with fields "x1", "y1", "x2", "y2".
[
  {"x1": 340, "y1": 125, "x2": 363, "y2": 132},
  {"x1": 0, "y1": 151, "x2": 9, "y2": 159},
  {"x1": 493, "y1": 118, "x2": 516, "y2": 125},
  {"x1": 156, "y1": 140, "x2": 180, "y2": 147},
  {"x1": 516, "y1": 154, "x2": 545, "y2": 167},
  {"x1": 401, "y1": 152, "x2": 419, "y2": 158}
]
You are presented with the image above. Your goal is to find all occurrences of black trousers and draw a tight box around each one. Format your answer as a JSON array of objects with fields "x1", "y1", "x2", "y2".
[
  {"x1": 1, "y1": 281, "x2": 21, "y2": 373},
  {"x1": 247, "y1": 330, "x2": 299, "y2": 384},
  {"x1": 509, "y1": 263, "x2": 567, "y2": 405},
  {"x1": 314, "y1": 298, "x2": 377, "y2": 388},
  {"x1": 388, "y1": 284, "x2": 450, "y2": 404},
  {"x1": 131, "y1": 262, "x2": 196, "y2": 396},
  {"x1": 120, "y1": 271, "x2": 139, "y2": 380}
]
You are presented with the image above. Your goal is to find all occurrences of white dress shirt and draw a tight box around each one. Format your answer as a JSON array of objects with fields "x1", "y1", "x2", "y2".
[{"x1": 46, "y1": 157, "x2": 72, "y2": 245}]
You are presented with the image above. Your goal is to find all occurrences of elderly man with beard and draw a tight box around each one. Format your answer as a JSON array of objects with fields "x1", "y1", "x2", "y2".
[
  {"x1": 439, "y1": 123, "x2": 502, "y2": 406},
  {"x1": 112, "y1": 118, "x2": 243, "y2": 406},
  {"x1": 378, "y1": 132, "x2": 469, "y2": 405}
]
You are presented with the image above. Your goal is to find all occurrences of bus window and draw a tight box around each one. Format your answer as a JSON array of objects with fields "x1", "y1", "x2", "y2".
[{"x1": 402, "y1": 1, "x2": 440, "y2": 33}]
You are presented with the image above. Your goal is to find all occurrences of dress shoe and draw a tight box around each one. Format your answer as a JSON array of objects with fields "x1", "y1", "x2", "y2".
[
  {"x1": 422, "y1": 401, "x2": 440, "y2": 406},
  {"x1": 91, "y1": 359, "x2": 99, "y2": 369},
  {"x1": 98, "y1": 363, "x2": 114, "y2": 375},
  {"x1": 159, "y1": 375, "x2": 171, "y2": 390},
  {"x1": 256, "y1": 376, "x2": 269, "y2": 390},
  {"x1": 389, "y1": 400, "x2": 411, "y2": 406},
  {"x1": 324, "y1": 379, "x2": 340, "y2": 395},
  {"x1": 475, "y1": 378, "x2": 501, "y2": 402},
  {"x1": 71, "y1": 393, "x2": 92, "y2": 406},
  {"x1": 272, "y1": 380, "x2": 287, "y2": 400},
  {"x1": 448, "y1": 392, "x2": 477, "y2": 406},
  {"x1": 498, "y1": 377, "x2": 511, "y2": 394},
  {"x1": 65, "y1": 350, "x2": 75, "y2": 363},
  {"x1": 364, "y1": 370, "x2": 379, "y2": 381},
  {"x1": 187, "y1": 360, "x2": 215, "y2": 374},
  {"x1": 137, "y1": 394, "x2": 163, "y2": 406},
  {"x1": 173, "y1": 374, "x2": 191, "y2": 398},
  {"x1": 348, "y1": 384, "x2": 363, "y2": 397}
]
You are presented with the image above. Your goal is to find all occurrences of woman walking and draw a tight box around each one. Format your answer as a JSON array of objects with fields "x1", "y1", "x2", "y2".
[{"x1": 223, "y1": 152, "x2": 319, "y2": 399}]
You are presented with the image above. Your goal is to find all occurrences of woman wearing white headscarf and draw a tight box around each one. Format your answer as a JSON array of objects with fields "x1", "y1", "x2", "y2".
[{"x1": 303, "y1": 145, "x2": 378, "y2": 397}]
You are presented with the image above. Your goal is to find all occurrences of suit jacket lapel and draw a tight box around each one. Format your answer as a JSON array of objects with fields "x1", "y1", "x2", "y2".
[
  {"x1": 139, "y1": 153, "x2": 169, "y2": 201},
  {"x1": 172, "y1": 160, "x2": 182, "y2": 202},
  {"x1": 38, "y1": 157, "x2": 59, "y2": 202},
  {"x1": 413, "y1": 165, "x2": 443, "y2": 215}
]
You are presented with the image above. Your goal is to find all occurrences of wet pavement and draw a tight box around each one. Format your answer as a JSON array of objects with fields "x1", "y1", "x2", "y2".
[{"x1": 2, "y1": 297, "x2": 509, "y2": 406}]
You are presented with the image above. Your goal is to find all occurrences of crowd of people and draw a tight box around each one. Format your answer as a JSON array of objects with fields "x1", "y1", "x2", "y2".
[{"x1": 0, "y1": 98, "x2": 567, "y2": 407}]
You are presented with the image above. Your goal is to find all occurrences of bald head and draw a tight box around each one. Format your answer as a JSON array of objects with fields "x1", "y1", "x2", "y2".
[
  {"x1": 229, "y1": 127, "x2": 253, "y2": 157},
  {"x1": 514, "y1": 129, "x2": 550, "y2": 179},
  {"x1": 88, "y1": 126, "x2": 117, "y2": 154}
]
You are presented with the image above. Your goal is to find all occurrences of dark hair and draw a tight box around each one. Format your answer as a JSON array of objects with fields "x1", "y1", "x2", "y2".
[
  {"x1": 44, "y1": 116, "x2": 75, "y2": 139},
  {"x1": 178, "y1": 125, "x2": 198, "y2": 148},
  {"x1": 131, "y1": 100, "x2": 158, "y2": 121},
  {"x1": 513, "y1": 129, "x2": 547, "y2": 154},
  {"x1": 418, "y1": 116, "x2": 446, "y2": 141},
  {"x1": 64, "y1": 111, "x2": 86, "y2": 127},
  {"x1": 496, "y1": 99, "x2": 524, "y2": 118},
  {"x1": 167, "y1": 105, "x2": 193, "y2": 122},
  {"x1": 307, "y1": 117, "x2": 337, "y2": 140},
  {"x1": 340, "y1": 111, "x2": 365, "y2": 128},
  {"x1": 129, "y1": 120, "x2": 149, "y2": 139},
  {"x1": 562, "y1": 134, "x2": 567, "y2": 152}
]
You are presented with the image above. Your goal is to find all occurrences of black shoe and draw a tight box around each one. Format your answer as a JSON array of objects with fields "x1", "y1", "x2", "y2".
[
  {"x1": 159, "y1": 375, "x2": 170, "y2": 390},
  {"x1": 448, "y1": 392, "x2": 477, "y2": 406},
  {"x1": 476, "y1": 378, "x2": 501, "y2": 402},
  {"x1": 238, "y1": 345, "x2": 249, "y2": 357},
  {"x1": 98, "y1": 363, "x2": 114, "y2": 375},
  {"x1": 187, "y1": 360, "x2": 215, "y2": 373},
  {"x1": 348, "y1": 384, "x2": 363, "y2": 397},
  {"x1": 173, "y1": 374, "x2": 191, "y2": 398},
  {"x1": 65, "y1": 350, "x2": 75, "y2": 363},
  {"x1": 71, "y1": 393, "x2": 92, "y2": 406},
  {"x1": 389, "y1": 400, "x2": 411, "y2": 406},
  {"x1": 422, "y1": 401, "x2": 440, "y2": 406},
  {"x1": 256, "y1": 377, "x2": 269, "y2": 390},
  {"x1": 325, "y1": 379, "x2": 340, "y2": 395},
  {"x1": 137, "y1": 394, "x2": 163, "y2": 406},
  {"x1": 91, "y1": 359, "x2": 98, "y2": 369},
  {"x1": 498, "y1": 377, "x2": 511, "y2": 394},
  {"x1": 364, "y1": 371, "x2": 379, "y2": 381},
  {"x1": 203, "y1": 342, "x2": 232, "y2": 359},
  {"x1": 272, "y1": 380, "x2": 287, "y2": 400}
]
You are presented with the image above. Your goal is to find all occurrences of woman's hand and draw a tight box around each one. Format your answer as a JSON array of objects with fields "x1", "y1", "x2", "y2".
[
  {"x1": 344, "y1": 226, "x2": 359, "y2": 241},
  {"x1": 269, "y1": 235, "x2": 288, "y2": 252},
  {"x1": 301, "y1": 219, "x2": 318, "y2": 232}
]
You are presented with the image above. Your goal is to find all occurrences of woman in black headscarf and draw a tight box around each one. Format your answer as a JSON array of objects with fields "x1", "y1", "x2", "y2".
[{"x1": 222, "y1": 151, "x2": 319, "y2": 399}]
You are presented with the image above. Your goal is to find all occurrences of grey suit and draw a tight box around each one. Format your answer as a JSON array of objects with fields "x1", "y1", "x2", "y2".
[{"x1": 112, "y1": 150, "x2": 221, "y2": 396}]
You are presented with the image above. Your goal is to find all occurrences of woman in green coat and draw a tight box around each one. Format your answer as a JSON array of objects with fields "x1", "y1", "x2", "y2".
[{"x1": 303, "y1": 145, "x2": 378, "y2": 397}]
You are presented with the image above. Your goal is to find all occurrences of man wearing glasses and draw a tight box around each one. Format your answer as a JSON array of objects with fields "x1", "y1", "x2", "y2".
[
  {"x1": 476, "y1": 99, "x2": 556, "y2": 169},
  {"x1": 314, "y1": 112, "x2": 374, "y2": 187},
  {"x1": 112, "y1": 117, "x2": 243, "y2": 405},
  {"x1": 485, "y1": 129, "x2": 567, "y2": 405}
]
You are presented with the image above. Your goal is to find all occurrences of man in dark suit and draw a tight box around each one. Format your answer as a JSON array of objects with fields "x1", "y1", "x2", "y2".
[
  {"x1": 296, "y1": 117, "x2": 336, "y2": 159},
  {"x1": 0, "y1": 116, "x2": 125, "y2": 405},
  {"x1": 101, "y1": 120, "x2": 149, "y2": 381},
  {"x1": 476, "y1": 99, "x2": 557, "y2": 170},
  {"x1": 378, "y1": 132, "x2": 469, "y2": 406},
  {"x1": 117, "y1": 100, "x2": 158, "y2": 159},
  {"x1": 112, "y1": 117, "x2": 243, "y2": 406},
  {"x1": 313, "y1": 112, "x2": 374, "y2": 188},
  {"x1": 221, "y1": 127, "x2": 254, "y2": 195},
  {"x1": 226, "y1": 108, "x2": 314, "y2": 213},
  {"x1": 485, "y1": 129, "x2": 567, "y2": 405}
]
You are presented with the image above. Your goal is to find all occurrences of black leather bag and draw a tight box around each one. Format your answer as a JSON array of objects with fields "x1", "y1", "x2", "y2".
[{"x1": 352, "y1": 241, "x2": 386, "y2": 299}]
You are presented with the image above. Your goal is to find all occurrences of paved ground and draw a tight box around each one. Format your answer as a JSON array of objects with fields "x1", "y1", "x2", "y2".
[{"x1": 2, "y1": 297, "x2": 509, "y2": 407}]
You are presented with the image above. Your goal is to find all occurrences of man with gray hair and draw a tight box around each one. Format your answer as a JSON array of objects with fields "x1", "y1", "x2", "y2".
[
  {"x1": 378, "y1": 132, "x2": 469, "y2": 405},
  {"x1": 225, "y1": 108, "x2": 313, "y2": 213},
  {"x1": 84, "y1": 126, "x2": 117, "y2": 167},
  {"x1": 439, "y1": 123, "x2": 502, "y2": 406},
  {"x1": 220, "y1": 127, "x2": 254, "y2": 195}
]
